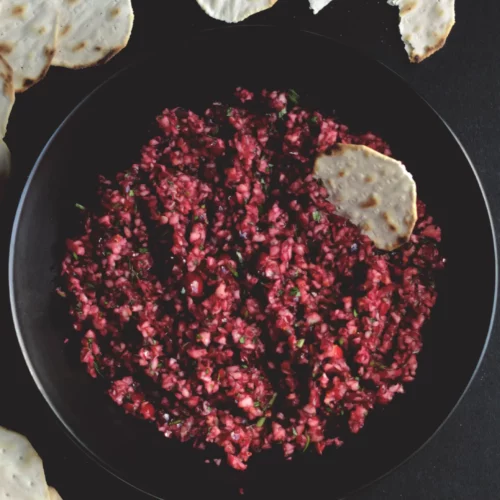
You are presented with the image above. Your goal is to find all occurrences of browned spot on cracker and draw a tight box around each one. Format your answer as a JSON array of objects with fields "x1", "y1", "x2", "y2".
[
  {"x1": 17, "y1": 53, "x2": 52, "y2": 93},
  {"x1": 44, "y1": 46, "x2": 55, "y2": 59},
  {"x1": 94, "y1": 46, "x2": 102, "y2": 52},
  {"x1": 61, "y1": 24, "x2": 71, "y2": 37},
  {"x1": 11, "y1": 5, "x2": 25, "y2": 16},
  {"x1": 72, "y1": 41, "x2": 86, "y2": 52},
  {"x1": 365, "y1": 175, "x2": 374, "y2": 183},
  {"x1": 401, "y1": 1, "x2": 416, "y2": 15},
  {"x1": 360, "y1": 195, "x2": 378, "y2": 208},
  {"x1": 382, "y1": 212, "x2": 398, "y2": 232},
  {"x1": 329, "y1": 143, "x2": 348, "y2": 156},
  {"x1": 3, "y1": 76, "x2": 13, "y2": 100},
  {"x1": 71, "y1": 47, "x2": 121, "y2": 70},
  {"x1": 38, "y1": 26, "x2": 47, "y2": 35},
  {"x1": 0, "y1": 43, "x2": 13, "y2": 55},
  {"x1": 410, "y1": 22, "x2": 455, "y2": 63},
  {"x1": 362, "y1": 223, "x2": 371, "y2": 232},
  {"x1": 22, "y1": 78, "x2": 35, "y2": 89},
  {"x1": 96, "y1": 47, "x2": 121, "y2": 65},
  {"x1": 0, "y1": 55, "x2": 14, "y2": 98},
  {"x1": 338, "y1": 170, "x2": 345, "y2": 178},
  {"x1": 110, "y1": 7, "x2": 120, "y2": 17}
]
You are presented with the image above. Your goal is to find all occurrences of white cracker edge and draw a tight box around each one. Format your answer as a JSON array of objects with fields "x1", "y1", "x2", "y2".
[
  {"x1": 48, "y1": 487, "x2": 63, "y2": 500},
  {"x1": 52, "y1": 0, "x2": 134, "y2": 69},
  {"x1": 0, "y1": 0, "x2": 59, "y2": 92},
  {"x1": 314, "y1": 144, "x2": 417, "y2": 251},
  {"x1": 388, "y1": 0, "x2": 456, "y2": 63},
  {"x1": 196, "y1": 0, "x2": 278, "y2": 23},
  {"x1": 0, "y1": 55, "x2": 15, "y2": 139},
  {"x1": 0, "y1": 139, "x2": 12, "y2": 178},
  {"x1": 0, "y1": 426, "x2": 50, "y2": 500},
  {"x1": 309, "y1": 0, "x2": 334, "y2": 15}
]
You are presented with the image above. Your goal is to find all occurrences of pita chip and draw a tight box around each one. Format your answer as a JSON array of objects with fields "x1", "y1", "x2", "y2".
[
  {"x1": 314, "y1": 144, "x2": 417, "y2": 251},
  {"x1": 0, "y1": 55, "x2": 15, "y2": 139},
  {"x1": 0, "y1": 426, "x2": 50, "y2": 500},
  {"x1": 388, "y1": 0, "x2": 456, "y2": 63},
  {"x1": 196, "y1": 0, "x2": 278, "y2": 23},
  {"x1": 309, "y1": 0, "x2": 334, "y2": 15},
  {"x1": 52, "y1": 0, "x2": 134, "y2": 69},
  {"x1": 0, "y1": 0, "x2": 59, "y2": 92}
]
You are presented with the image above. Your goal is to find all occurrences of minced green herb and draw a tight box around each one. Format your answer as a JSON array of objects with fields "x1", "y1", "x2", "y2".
[
  {"x1": 296, "y1": 338, "x2": 305, "y2": 348},
  {"x1": 75, "y1": 203, "x2": 85, "y2": 210},
  {"x1": 278, "y1": 108, "x2": 287, "y2": 119},
  {"x1": 236, "y1": 251, "x2": 243, "y2": 263},
  {"x1": 303, "y1": 434, "x2": 311, "y2": 452},
  {"x1": 312, "y1": 211, "x2": 321, "y2": 222},
  {"x1": 256, "y1": 417, "x2": 266, "y2": 428},
  {"x1": 239, "y1": 337, "x2": 245, "y2": 344},
  {"x1": 353, "y1": 309, "x2": 359, "y2": 317},
  {"x1": 266, "y1": 393, "x2": 277, "y2": 410},
  {"x1": 288, "y1": 89, "x2": 300, "y2": 105},
  {"x1": 289, "y1": 287, "x2": 301, "y2": 297},
  {"x1": 93, "y1": 361, "x2": 104, "y2": 378}
]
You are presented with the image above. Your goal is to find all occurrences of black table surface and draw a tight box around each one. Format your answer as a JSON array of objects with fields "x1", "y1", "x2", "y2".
[{"x1": 1, "y1": 1, "x2": 499, "y2": 499}]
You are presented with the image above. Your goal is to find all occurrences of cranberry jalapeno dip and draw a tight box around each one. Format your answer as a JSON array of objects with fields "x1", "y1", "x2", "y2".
[{"x1": 61, "y1": 88, "x2": 444, "y2": 470}]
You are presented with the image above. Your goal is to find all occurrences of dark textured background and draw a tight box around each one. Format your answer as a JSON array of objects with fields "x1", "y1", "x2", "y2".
[{"x1": 2, "y1": 1, "x2": 499, "y2": 498}]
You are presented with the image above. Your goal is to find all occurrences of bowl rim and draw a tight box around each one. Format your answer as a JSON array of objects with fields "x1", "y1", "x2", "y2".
[{"x1": 8, "y1": 25, "x2": 499, "y2": 500}]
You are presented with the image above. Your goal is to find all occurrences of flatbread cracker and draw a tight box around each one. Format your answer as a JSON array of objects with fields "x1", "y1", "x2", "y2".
[
  {"x1": 0, "y1": 426, "x2": 50, "y2": 500},
  {"x1": 196, "y1": 0, "x2": 278, "y2": 23},
  {"x1": 0, "y1": 0, "x2": 59, "y2": 92},
  {"x1": 52, "y1": 0, "x2": 134, "y2": 69},
  {"x1": 309, "y1": 0, "x2": 334, "y2": 15},
  {"x1": 0, "y1": 55, "x2": 15, "y2": 139},
  {"x1": 388, "y1": 0, "x2": 456, "y2": 63},
  {"x1": 314, "y1": 144, "x2": 417, "y2": 251}
]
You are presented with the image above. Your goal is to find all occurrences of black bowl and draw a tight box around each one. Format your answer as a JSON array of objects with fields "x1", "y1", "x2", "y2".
[{"x1": 9, "y1": 27, "x2": 497, "y2": 499}]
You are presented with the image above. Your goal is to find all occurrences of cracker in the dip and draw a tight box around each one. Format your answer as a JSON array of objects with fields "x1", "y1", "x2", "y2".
[
  {"x1": 309, "y1": 0, "x2": 334, "y2": 15},
  {"x1": 0, "y1": 0, "x2": 59, "y2": 92},
  {"x1": 0, "y1": 426, "x2": 50, "y2": 500},
  {"x1": 196, "y1": 0, "x2": 278, "y2": 23},
  {"x1": 388, "y1": 0, "x2": 456, "y2": 63},
  {"x1": 52, "y1": 0, "x2": 134, "y2": 69},
  {"x1": 314, "y1": 144, "x2": 417, "y2": 251},
  {"x1": 0, "y1": 56, "x2": 15, "y2": 139}
]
